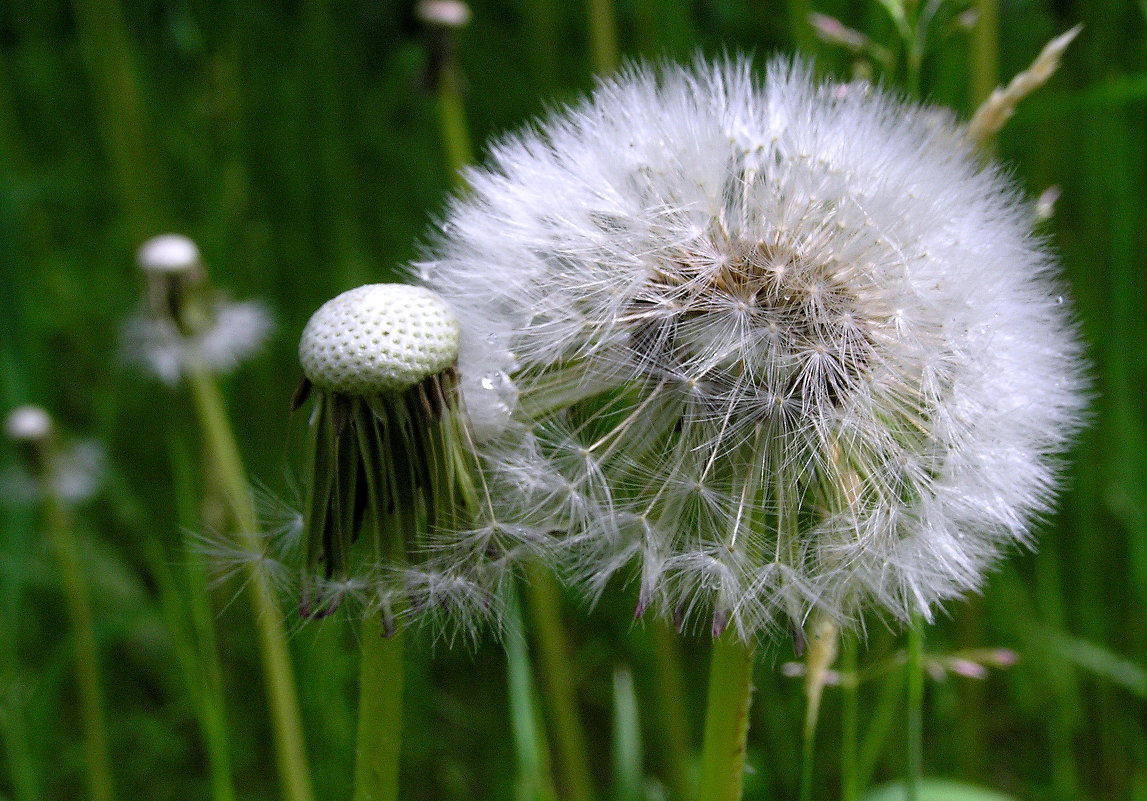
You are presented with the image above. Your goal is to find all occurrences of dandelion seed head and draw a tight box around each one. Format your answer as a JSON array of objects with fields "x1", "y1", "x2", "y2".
[
  {"x1": 421, "y1": 58, "x2": 1088, "y2": 636},
  {"x1": 137, "y1": 233, "x2": 201, "y2": 275},
  {"x1": 299, "y1": 284, "x2": 461, "y2": 395}
]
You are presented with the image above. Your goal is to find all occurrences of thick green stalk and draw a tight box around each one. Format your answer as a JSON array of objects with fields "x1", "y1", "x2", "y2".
[
  {"x1": 523, "y1": 563, "x2": 594, "y2": 801},
  {"x1": 184, "y1": 363, "x2": 314, "y2": 801},
  {"x1": 507, "y1": 587, "x2": 559, "y2": 801},
  {"x1": 905, "y1": 619, "x2": 925, "y2": 801},
  {"x1": 44, "y1": 493, "x2": 114, "y2": 801},
  {"x1": 697, "y1": 633, "x2": 755, "y2": 801},
  {"x1": 353, "y1": 617, "x2": 405, "y2": 801}
]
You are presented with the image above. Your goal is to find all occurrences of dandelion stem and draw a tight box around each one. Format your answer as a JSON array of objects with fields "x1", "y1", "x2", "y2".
[
  {"x1": 969, "y1": 0, "x2": 1000, "y2": 109},
  {"x1": 167, "y1": 435, "x2": 237, "y2": 801},
  {"x1": 586, "y1": 0, "x2": 619, "y2": 74},
  {"x1": 507, "y1": 585, "x2": 559, "y2": 801},
  {"x1": 353, "y1": 617, "x2": 405, "y2": 801},
  {"x1": 697, "y1": 633, "x2": 755, "y2": 801},
  {"x1": 183, "y1": 362, "x2": 314, "y2": 801},
  {"x1": 905, "y1": 616, "x2": 926, "y2": 801},
  {"x1": 437, "y1": 68, "x2": 473, "y2": 185},
  {"x1": 43, "y1": 491, "x2": 114, "y2": 801},
  {"x1": 840, "y1": 634, "x2": 859, "y2": 801},
  {"x1": 523, "y1": 562, "x2": 594, "y2": 801},
  {"x1": 648, "y1": 619, "x2": 693, "y2": 801}
]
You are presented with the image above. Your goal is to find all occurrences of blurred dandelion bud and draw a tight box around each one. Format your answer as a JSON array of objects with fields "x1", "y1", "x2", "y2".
[
  {"x1": 416, "y1": 0, "x2": 471, "y2": 29},
  {"x1": 122, "y1": 233, "x2": 272, "y2": 386},
  {"x1": 3, "y1": 405, "x2": 103, "y2": 505},
  {"x1": 421, "y1": 58, "x2": 1087, "y2": 640},
  {"x1": 294, "y1": 283, "x2": 504, "y2": 639}
]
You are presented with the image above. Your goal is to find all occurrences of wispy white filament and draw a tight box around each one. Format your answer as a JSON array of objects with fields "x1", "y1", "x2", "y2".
[{"x1": 420, "y1": 58, "x2": 1087, "y2": 638}]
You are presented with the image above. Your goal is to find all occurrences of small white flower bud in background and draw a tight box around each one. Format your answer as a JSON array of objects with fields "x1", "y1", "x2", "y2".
[
  {"x1": 3, "y1": 406, "x2": 104, "y2": 505},
  {"x1": 137, "y1": 233, "x2": 202, "y2": 275},
  {"x1": 416, "y1": 0, "x2": 471, "y2": 29},
  {"x1": 121, "y1": 233, "x2": 273, "y2": 386},
  {"x1": 5, "y1": 405, "x2": 53, "y2": 443}
]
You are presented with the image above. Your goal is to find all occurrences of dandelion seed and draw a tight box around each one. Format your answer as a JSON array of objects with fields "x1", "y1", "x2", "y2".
[
  {"x1": 420, "y1": 58, "x2": 1087, "y2": 639},
  {"x1": 122, "y1": 233, "x2": 272, "y2": 385}
]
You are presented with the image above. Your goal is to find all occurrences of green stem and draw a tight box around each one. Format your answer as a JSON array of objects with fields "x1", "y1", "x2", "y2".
[
  {"x1": 168, "y1": 434, "x2": 237, "y2": 801},
  {"x1": 648, "y1": 619, "x2": 693, "y2": 801},
  {"x1": 697, "y1": 633, "x2": 755, "y2": 801},
  {"x1": 507, "y1": 586, "x2": 558, "y2": 801},
  {"x1": 905, "y1": 618, "x2": 925, "y2": 801},
  {"x1": 586, "y1": 0, "x2": 619, "y2": 74},
  {"x1": 353, "y1": 616, "x2": 405, "y2": 801},
  {"x1": 968, "y1": 0, "x2": 999, "y2": 109},
  {"x1": 437, "y1": 70, "x2": 474, "y2": 186},
  {"x1": 523, "y1": 563, "x2": 594, "y2": 801},
  {"x1": 840, "y1": 636, "x2": 859, "y2": 801},
  {"x1": 43, "y1": 493, "x2": 114, "y2": 801},
  {"x1": 800, "y1": 617, "x2": 838, "y2": 801},
  {"x1": 184, "y1": 363, "x2": 314, "y2": 801}
]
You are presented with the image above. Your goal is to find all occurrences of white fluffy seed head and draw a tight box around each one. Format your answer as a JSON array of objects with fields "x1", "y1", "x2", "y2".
[
  {"x1": 300, "y1": 284, "x2": 461, "y2": 395},
  {"x1": 137, "y1": 234, "x2": 202, "y2": 275},
  {"x1": 5, "y1": 405, "x2": 53, "y2": 442},
  {"x1": 420, "y1": 57, "x2": 1088, "y2": 638}
]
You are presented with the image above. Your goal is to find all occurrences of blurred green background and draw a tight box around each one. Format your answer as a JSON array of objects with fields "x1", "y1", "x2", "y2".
[{"x1": 1, "y1": 0, "x2": 1145, "y2": 799}]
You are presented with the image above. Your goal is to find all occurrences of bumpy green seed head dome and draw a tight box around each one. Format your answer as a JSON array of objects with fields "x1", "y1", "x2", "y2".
[{"x1": 299, "y1": 284, "x2": 461, "y2": 395}]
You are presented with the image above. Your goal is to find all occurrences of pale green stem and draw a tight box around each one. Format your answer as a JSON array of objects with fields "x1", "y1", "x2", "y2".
[
  {"x1": 697, "y1": 633, "x2": 755, "y2": 801},
  {"x1": 969, "y1": 0, "x2": 1000, "y2": 109},
  {"x1": 183, "y1": 363, "x2": 314, "y2": 801},
  {"x1": 44, "y1": 493, "x2": 114, "y2": 801},
  {"x1": 649, "y1": 619, "x2": 693, "y2": 801},
  {"x1": 523, "y1": 563, "x2": 594, "y2": 801},
  {"x1": 353, "y1": 617, "x2": 405, "y2": 801},
  {"x1": 507, "y1": 586, "x2": 558, "y2": 801},
  {"x1": 167, "y1": 436, "x2": 236, "y2": 801},
  {"x1": 586, "y1": 0, "x2": 619, "y2": 74},
  {"x1": 840, "y1": 635, "x2": 859, "y2": 801},
  {"x1": 437, "y1": 69, "x2": 474, "y2": 186},
  {"x1": 905, "y1": 617, "x2": 926, "y2": 801}
]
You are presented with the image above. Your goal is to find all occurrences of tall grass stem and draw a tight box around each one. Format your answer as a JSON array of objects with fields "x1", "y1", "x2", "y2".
[{"x1": 905, "y1": 618, "x2": 925, "y2": 801}]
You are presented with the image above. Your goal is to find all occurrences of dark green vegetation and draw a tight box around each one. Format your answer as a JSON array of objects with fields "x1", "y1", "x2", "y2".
[{"x1": 1, "y1": 1, "x2": 1145, "y2": 799}]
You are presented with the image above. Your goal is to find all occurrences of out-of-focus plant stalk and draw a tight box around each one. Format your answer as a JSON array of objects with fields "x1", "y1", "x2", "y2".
[
  {"x1": 969, "y1": 0, "x2": 999, "y2": 109},
  {"x1": 905, "y1": 617, "x2": 925, "y2": 801},
  {"x1": 840, "y1": 635, "x2": 859, "y2": 801},
  {"x1": 523, "y1": 564, "x2": 594, "y2": 801},
  {"x1": 649, "y1": 619, "x2": 693, "y2": 801},
  {"x1": 183, "y1": 361, "x2": 314, "y2": 801},
  {"x1": 43, "y1": 489, "x2": 115, "y2": 801},
  {"x1": 587, "y1": 0, "x2": 619, "y2": 74}
]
